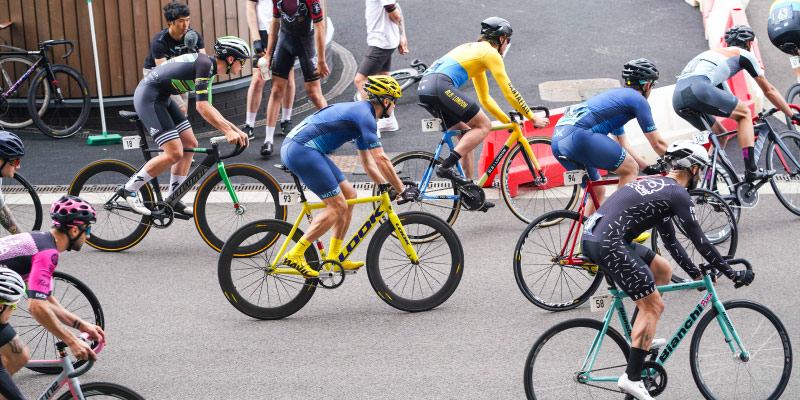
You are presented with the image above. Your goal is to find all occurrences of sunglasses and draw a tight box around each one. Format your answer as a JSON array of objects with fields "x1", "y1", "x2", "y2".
[
  {"x1": 1, "y1": 302, "x2": 17, "y2": 311},
  {"x1": 4, "y1": 159, "x2": 20, "y2": 167}
]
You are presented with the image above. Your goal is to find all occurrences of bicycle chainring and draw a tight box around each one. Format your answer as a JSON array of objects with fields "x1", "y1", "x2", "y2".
[
  {"x1": 641, "y1": 361, "x2": 667, "y2": 397},
  {"x1": 736, "y1": 182, "x2": 759, "y2": 207},
  {"x1": 458, "y1": 183, "x2": 485, "y2": 211},
  {"x1": 149, "y1": 202, "x2": 174, "y2": 229},
  {"x1": 315, "y1": 260, "x2": 345, "y2": 289}
]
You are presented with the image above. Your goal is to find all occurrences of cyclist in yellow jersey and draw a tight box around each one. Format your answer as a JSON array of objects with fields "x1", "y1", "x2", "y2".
[{"x1": 418, "y1": 17, "x2": 549, "y2": 192}]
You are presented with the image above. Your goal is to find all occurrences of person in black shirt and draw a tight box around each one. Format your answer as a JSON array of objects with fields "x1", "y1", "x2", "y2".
[{"x1": 142, "y1": 2, "x2": 206, "y2": 115}]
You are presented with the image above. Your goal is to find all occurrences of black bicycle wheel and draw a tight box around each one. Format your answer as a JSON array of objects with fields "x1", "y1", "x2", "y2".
[
  {"x1": 766, "y1": 130, "x2": 800, "y2": 215},
  {"x1": 366, "y1": 211, "x2": 464, "y2": 312},
  {"x1": 376, "y1": 151, "x2": 461, "y2": 226},
  {"x1": 0, "y1": 56, "x2": 46, "y2": 129},
  {"x1": 699, "y1": 160, "x2": 741, "y2": 222},
  {"x1": 784, "y1": 83, "x2": 800, "y2": 131},
  {"x1": 68, "y1": 160, "x2": 153, "y2": 252},
  {"x1": 0, "y1": 173, "x2": 43, "y2": 237},
  {"x1": 194, "y1": 164, "x2": 287, "y2": 254},
  {"x1": 650, "y1": 189, "x2": 737, "y2": 283},
  {"x1": 56, "y1": 382, "x2": 146, "y2": 400},
  {"x1": 524, "y1": 318, "x2": 631, "y2": 399},
  {"x1": 501, "y1": 137, "x2": 580, "y2": 225},
  {"x1": 13, "y1": 271, "x2": 104, "y2": 374},
  {"x1": 218, "y1": 219, "x2": 319, "y2": 320},
  {"x1": 514, "y1": 209, "x2": 603, "y2": 311},
  {"x1": 27, "y1": 64, "x2": 90, "y2": 138},
  {"x1": 690, "y1": 300, "x2": 792, "y2": 399}
]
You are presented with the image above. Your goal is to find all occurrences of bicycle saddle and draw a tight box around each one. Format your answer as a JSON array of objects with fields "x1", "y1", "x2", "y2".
[
  {"x1": 118, "y1": 110, "x2": 140, "y2": 121},
  {"x1": 274, "y1": 164, "x2": 292, "y2": 173},
  {"x1": 0, "y1": 22, "x2": 11, "y2": 31},
  {"x1": 677, "y1": 107, "x2": 702, "y2": 116},
  {"x1": 557, "y1": 155, "x2": 587, "y2": 171},
  {"x1": 417, "y1": 102, "x2": 444, "y2": 119}
]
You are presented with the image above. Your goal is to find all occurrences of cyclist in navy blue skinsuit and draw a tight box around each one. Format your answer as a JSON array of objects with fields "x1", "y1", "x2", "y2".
[
  {"x1": 551, "y1": 59, "x2": 668, "y2": 216},
  {"x1": 279, "y1": 76, "x2": 419, "y2": 278}
]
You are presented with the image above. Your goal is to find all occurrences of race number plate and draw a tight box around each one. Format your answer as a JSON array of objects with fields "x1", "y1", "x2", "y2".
[
  {"x1": 692, "y1": 131, "x2": 709, "y2": 145},
  {"x1": 278, "y1": 191, "x2": 300, "y2": 206},
  {"x1": 590, "y1": 294, "x2": 613, "y2": 313},
  {"x1": 563, "y1": 170, "x2": 586, "y2": 186},
  {"x1": 791, "y1": 56, "x2": 800, "y2": 69},
  {"x1": 421, "y1": 118, "x2": 442, "y2": 132},
  {"x1": 121, "y1": 136, "x2": 141, "y2": 150}
]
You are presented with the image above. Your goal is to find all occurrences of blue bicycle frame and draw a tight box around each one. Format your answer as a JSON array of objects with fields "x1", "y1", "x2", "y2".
[{"x1": 416, "y1": 128, "x2": 466, "y2": 202}]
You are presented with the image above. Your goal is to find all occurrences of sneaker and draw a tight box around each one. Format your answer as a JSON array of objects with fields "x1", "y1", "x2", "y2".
[
  {"x1": 617, "y1": 373, "x2": 654, "y2": 400},
  {"x1": 116, "y1": 186, "x2": 151, "y2": 216},
  {"x1": 280, "y1": 120, "x2": 293, "y2": 135},
  {"x1": 260, "y1": 141, "x2": 273, "y2": 157},
  {"x1": 744, "y1": 168, "x2": 776, "y2": 183},
  {"x1": 377, "y1": 113, "x2": 399, "y2": 132},
  {"x1": 633, "y1": 232, "x2": 650, "y2": 244},
  {"x1": 436, "y1": 165, "x2": 471, "y2": 186},
  {"x1": 244, "y1": 124, "x2": 255, "y2": 140},
  {"x1": 282, "y1": 253, "x2": 318, "y2": 278},
  {"x1": 173, "y1": 201, "x2": 193, "y2": 217}
]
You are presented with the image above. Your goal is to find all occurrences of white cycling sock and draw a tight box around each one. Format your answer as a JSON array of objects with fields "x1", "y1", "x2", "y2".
[
  {"x1": 264, "y1": 126, "x2": 275, "y2": 144},
  {"x1": 246, "y1": 112, "x2": 257, "y2": 127},
  {"x1": 281, "y1": 107, "x2": 292, "y2": 121},
  {"x1": 124, "y1": 170, "x2": 154, "y2": 192},
  {"x1": 167, "y1": 175, "x2": 187, "y2": 198}
]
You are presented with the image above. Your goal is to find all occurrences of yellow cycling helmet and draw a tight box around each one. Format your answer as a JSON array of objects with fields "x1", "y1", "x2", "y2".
[{"x1": 364, "y1": 75, "x2": 402, "y2": 100}]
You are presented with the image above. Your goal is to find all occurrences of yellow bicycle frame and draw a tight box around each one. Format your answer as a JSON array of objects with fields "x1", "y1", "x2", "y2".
[
  {"x1": 475, "y1": 120, "x2": 542, "y2": 187},
  {"x1": 268, "y1": 190, "x2": 420, "y2": 275}
]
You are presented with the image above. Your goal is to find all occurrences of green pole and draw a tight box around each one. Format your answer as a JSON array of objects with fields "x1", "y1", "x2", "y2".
[{"x1": 86, "y1": 0, "x2": 121, "y2": 145}]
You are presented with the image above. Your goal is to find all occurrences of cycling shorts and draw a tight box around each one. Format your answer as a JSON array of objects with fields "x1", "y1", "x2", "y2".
[
  {"x1": 280, "y1": 139, "x2": 346, "y2": 199},
  {"x1": 0, "y1": 324, "x2": 15, "y2": 348},
  {"x1": 133, "y1": 85, "x2": 192, "y2": 147},
  {"x1": 272, "y1": 31, "x2": 320, "y2": 82},
  {"x1": 551, "y1": 125, "x2": 627, "y2": 187},
  {"x1": 417, "y1": 73, "x2": 481, "y2": 129},
  {"x1": 582, "y1": 239, "x2": 657, "y2": 301},
  {"x1": 673, "y1": 75, "x2": 739, "y2": 131},
  {"x1": 358, "y1": 46, "x2": 394, "y2": 76}
]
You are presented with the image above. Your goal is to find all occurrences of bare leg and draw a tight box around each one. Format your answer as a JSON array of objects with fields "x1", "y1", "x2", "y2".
[
  {"x1": 282, "y1": 69, "x2": 296, "y2": 112},
  {"x1": 266, "y1": 77, "x2": 288, "y2": 129},
  {"x1": 305, "y1": 80, "x2": 327, "y2": 111},
  {"x1": 246, "y1": 71, "x2": 266, "y2": 114},
  {"x1": 302, "y1": 192, "x2": 348, "y2": 243},
  {"x1": 143, "y1": 140, "x2": 184, "y2": 177},
  {"x1": 353, "y1": 72, "x2": 368, "y2": 102},
  {"x1": 169, "y1": 129, "x2": 198, "y2": 178},
  {"x1": 631, "y1": 290, "x2": 664, "y2": 351},
  {"x1": 331, "y1": 181, "x2": 357, "y2": 240}
]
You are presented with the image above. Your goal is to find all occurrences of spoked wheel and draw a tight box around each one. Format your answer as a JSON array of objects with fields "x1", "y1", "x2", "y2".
[
  {"x1": 501, "y1": 137, "x2": 580, "y2": 225},
  {"x1": 513, "y1": 210, "x2": 603, "y2": 311},
  {"x1": 366, "y1": 212, "x2": 464, "y2": 312},
  {"x1": 651, "y1": 189, "x2": 737, "y2": 283},
  {"x1": 766, "y1": 130, "x2": 800, "y2": 216},
  {"x1": 68, "y1": 160, "x2": 153, "y2": 252},
  {"x1": 13, "y1": 272, "x2": 104, "y2": 374},
  {"x1": 524, "y1": 318, "x2": 631, "y2": 399},
  {"x1": 194, "y1": 164, "x2": 287, "y2": 254},
  {"x1": 784, "y1": 84, "x2": 800, "y2": 131},
  {"x1": 56, "y1": 382, "x2": 145, "y2": 400},
  {"x1": 699, "y1": 161, "x2": 741, "y2": 222},
  {"x1": 0, "y1": 173, "x2": 43, "y2": 237},
  {"x1": 27, "y1": 64, "x2": 90, "y2": 138},
  {"x1": 218, "y1": 220, "x2": 319, "y2": 320},
  {"x1": 690, "y1": 300, "x2": 792, "y2": 399},
  {"x1": 0, "y1": 56, "x2": 47, "y2": 128}
]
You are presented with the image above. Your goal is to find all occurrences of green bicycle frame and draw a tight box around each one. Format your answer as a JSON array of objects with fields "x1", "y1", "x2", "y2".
[{"x1": 580, "y1": 275, "x2": 748, "y2": 383}]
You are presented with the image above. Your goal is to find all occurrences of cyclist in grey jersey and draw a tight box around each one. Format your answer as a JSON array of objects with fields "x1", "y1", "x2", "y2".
[{"x1": 673, "y1": 25, "x2": 800, "y2": 183}]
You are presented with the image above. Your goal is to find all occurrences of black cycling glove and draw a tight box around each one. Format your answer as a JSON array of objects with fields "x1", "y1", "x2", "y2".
[
  {"x1": 253, "y1": 39, "x2": 265, "y2": 55},
  {"x1": 400, "y1": 186, "x2": 420, "y2": 202},
  {"x1": 791, "y1": 113, "x2": 800, "y2": 125},
  {"x1": 732, "y1": 269, "x2": 754, "y2": 288}
]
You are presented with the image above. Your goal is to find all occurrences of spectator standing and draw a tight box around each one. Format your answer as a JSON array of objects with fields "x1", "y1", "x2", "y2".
[
  {"x1": 354, "y1": 0, "x2": 408, "y2": 133},
  {"x1": 244, "y1": 0, "x2": 297, "y2": 141}
]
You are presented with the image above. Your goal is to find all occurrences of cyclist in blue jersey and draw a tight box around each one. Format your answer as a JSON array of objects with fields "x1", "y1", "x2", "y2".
[
  {"x1": 552, "y1": 59, "x2": 668, "y2": 215},
  {"x1": 280, "y1": 76, "x2": 420, "y2": 278}
]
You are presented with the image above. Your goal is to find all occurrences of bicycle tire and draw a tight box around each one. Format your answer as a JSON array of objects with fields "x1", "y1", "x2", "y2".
[
  {"x1": 690, "y1": 300, "x2": 792, "y2": 399},
  {"x1": 68, "y1": 160, "x2": 153, "y2": 252},
  {"x1": 784, "y1": 83, "x2": 800, "y2": 131},
  {"x1": 766, "y1": 130, "x2": 800, "y2": 215},
  {"x1": 27, "y1": 64, "x2": 90, "y2": 138},
  {"x1": 514, "y1": 209, "x2": 604, "y2": 311},
  {"x1": 218, "y1": 219, "x2": 319, "y2": 320},
  {"x1": 524, "y1": 318, "x2": 631, "y2": 399},
  {"x1": 650, "y1": 189, "x2": 737, "y2": 283},
  {"x1": 375, "y1": 151, "x2": 461, "y2": 226},
  {"x1": 56, "y1": 382, "x2": 146, "y2": 400},
  {"x1": 501, "y1": 136, "x2": 580, "y2": 225},
  {"x1": 699, "y1": 160, "x2": 741, "y2": 222},
  {"x1": 194, "y1": 164, "x2": 287, "y2": 254},
  {"x1": 14, "y1": 271, "x2": 104, "y2": 374},
  {"x1": 0, "y1": 173, "x2": 43, "y2": 237},
  {"x1": 366, "y1": 211, "x2": 464, "y2": 312},
  {"x1": 0, "y1": 56, "x2": 47, "y2": 129}
]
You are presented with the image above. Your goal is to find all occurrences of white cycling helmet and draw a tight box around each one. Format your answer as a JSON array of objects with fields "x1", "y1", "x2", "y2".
[
  {"x1": 0, "y1": 267, "x2": 25, "y2": 303},
  {"x1": 664, "y1": 140, "x2": 709, "y2": 169}
]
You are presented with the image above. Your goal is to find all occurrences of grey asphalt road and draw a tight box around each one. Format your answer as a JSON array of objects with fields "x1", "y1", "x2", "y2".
[{"x1": 9, "y1": 2, "x2": 800, "y2": 399}]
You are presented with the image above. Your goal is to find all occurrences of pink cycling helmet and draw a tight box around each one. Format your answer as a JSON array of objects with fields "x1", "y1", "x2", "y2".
[{"x1": 50, "y1": 195, "x2": 97, "y2": 229}]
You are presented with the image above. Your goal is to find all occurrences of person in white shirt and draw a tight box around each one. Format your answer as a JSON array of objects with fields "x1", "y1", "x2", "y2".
[
  {"x1": 353, "y1": 0, "x2": 408, "y2": 133},
  {"x1": 244, "y1": 0, "x2": 297, "y2": 145}
]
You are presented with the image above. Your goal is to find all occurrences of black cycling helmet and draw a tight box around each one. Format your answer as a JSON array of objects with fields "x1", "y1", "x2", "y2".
[
  {"x1": 724, "y1": 25, "x2": 755, "y2": 48},
  {"x1": 0, "y1": 131, "x2": 24, "y2": 160},
  {"x1": 480, "y1": 17, "x2": 513, "y2": 41},
  {"x1": 622, "y1": 58, "x2": 659, "y2": 86}
]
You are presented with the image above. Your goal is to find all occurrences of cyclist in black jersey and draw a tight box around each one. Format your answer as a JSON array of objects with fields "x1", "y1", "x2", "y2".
[
  {"x1": 581, "y1": 141, "x2": 754, "y2": 400},
  {"x1": 118, "y1": 37, "x2": 251, "y2": 216}
]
